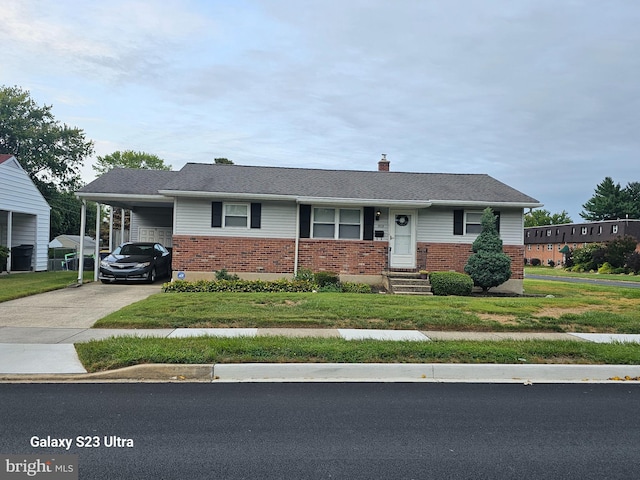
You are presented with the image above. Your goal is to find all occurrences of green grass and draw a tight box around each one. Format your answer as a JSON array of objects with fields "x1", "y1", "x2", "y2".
[
  {"x1": 0, "y1": 271, "x2": 89, "y2": 302},
  {"x1": 75, "y1": 335, "x2": 640, "y2": 373},
  {"x1": 93, "y1": 279, "x2": 640, "y2": 333},
  {"x1": 525, "y1": 266, "x2": 640, "y2": 282}
]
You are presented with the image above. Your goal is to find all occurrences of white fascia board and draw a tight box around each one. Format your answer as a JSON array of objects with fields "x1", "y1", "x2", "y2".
[
  {"x1": 75, "y1": 193, "x2": 169, "y2": 203},
  {"x1": 296, "y1": 197, "x2": 432, "y2": 208},
  {"x1": 429, "y1": 200, "x2": 544, "y2": 209}
]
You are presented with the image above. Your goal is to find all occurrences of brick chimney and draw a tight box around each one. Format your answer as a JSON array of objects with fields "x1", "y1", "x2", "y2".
[{"x1": 378, "y1": 154, "x2": 390, "y2": 172}]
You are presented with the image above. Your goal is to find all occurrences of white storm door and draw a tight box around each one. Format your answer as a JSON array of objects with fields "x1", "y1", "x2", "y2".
[{"x1": 389, "y1": 210, "x2": 416, "y2": 268}]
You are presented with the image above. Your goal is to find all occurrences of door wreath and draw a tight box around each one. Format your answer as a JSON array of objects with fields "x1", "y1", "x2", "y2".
[{"x1": 395, "y1": 215, "x2": 409, "y2": 226}]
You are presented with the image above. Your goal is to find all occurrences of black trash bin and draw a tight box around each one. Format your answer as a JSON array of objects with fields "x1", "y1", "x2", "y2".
[{"x1": 11, "y1": 244, "x2": 34, "y2": 271}]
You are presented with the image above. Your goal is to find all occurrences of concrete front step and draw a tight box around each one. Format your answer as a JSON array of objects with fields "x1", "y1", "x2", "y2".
[{"x1": 385, "y1": 274, "x2": 433, "y2": 295}]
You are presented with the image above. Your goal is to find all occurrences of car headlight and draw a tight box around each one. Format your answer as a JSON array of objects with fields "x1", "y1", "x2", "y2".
[
  {"x1": 136, "y1": 261, "x2": 151, "y2": 268},
  {"x1": 100, "y1": 260, "x2": 110, "y2": 267}
]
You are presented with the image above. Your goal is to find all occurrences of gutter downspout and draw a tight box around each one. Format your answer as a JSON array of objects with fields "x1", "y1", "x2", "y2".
[{"x1": 294, "y1": 202, "x2": 300, "y2": 277}]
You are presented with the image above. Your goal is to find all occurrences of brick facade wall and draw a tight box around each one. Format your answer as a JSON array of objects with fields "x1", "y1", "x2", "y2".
[
  {"x1": 172, "y1": 236, "x2": 296, "y2": 273},
  {"x1": 419, "y1": 243, "x2": 525, "y2": 279},
  {"x1": 172, "y1": 235, "x2": 523, "y2": 279},
  {"x1": 298, "y1": 239, "x2": 389, "y2": 274}
]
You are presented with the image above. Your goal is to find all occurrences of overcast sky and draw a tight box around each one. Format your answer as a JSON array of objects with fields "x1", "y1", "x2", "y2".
[{"x1": 2, "y1": 0, "x2": 639, "y2": 221}]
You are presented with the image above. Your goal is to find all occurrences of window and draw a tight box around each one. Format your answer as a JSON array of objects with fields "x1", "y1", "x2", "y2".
[
  {"x1": 465, "y1": 211, "x2": 483, "y2": 234},
  {"x1": 546, "y1": 229, "x2": 552, "y2": 236},
  {"x1": 612, "y1": 225, "x2": 619, "y2": 234},
  {"x1": 527, "y1": 245, "x2": 531, "y2": 251},
  {"x1": 547, "y1": 244, "x2": 553, "y2": 251},
  {"x1": 581, "y1": 227, "x2": 588, "y2": 235},
  {"x1": 598, "y1": 226, "x2": 602, "y2": 235},
  {"x1": 224, "y1": 204, "x2": 248, "y2": 227},
  {"x1": 312, "y1": 207, "x2": 361, "y2": 239}
]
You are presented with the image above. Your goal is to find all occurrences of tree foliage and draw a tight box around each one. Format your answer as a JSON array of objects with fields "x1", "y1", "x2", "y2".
[
  {"x1": 0, "y1": 85, "x2": 94, "y2": 238},
  {"x1": 464, "y1": 208, "x2": 512, "y2": 292},
  {"x1": 214, "y1": 157, "x2": 234, "y2": 164},
  {"x1": 0, "y1": 85, "x2": 93, "y2": 191},
  {"x1": 524, "y1": 209, "x2": 572, "y2": 227},
  {"x1": 581, "y1": 177, "x2": 640, "y2": 221},
  {"x1": 93, "y1": 150, "x2": 171, "y2": 175},
  {"x1": 570, "y1": 235, "x2": 638, "y2": 272}
]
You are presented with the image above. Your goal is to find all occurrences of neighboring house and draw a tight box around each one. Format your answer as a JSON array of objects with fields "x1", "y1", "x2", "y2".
[
  {"x1": 49, "y1": 235, "x2": 97, "y2": 256},
  {"x1": 0, "y1": 154, "x2": 51, "y2": 272},
  {"x1": 77, "y1": 158, "x2": 541, "y2": 293},
  {"x1": 525, "y1": 219, "x2": 640, "y2": 266}
]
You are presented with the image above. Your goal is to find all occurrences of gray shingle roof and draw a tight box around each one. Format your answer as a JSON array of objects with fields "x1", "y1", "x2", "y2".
[
  {"x1": 79, "y1": 163, "x2": 540, "y2": 205},
  {"x1": 78, "y1": 169, "x2": 177, "y2": 196}
]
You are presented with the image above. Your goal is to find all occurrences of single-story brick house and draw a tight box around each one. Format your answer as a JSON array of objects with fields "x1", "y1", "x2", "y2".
[{"x1": 76, "y1": 158, "x2": 541, "y2": 293}]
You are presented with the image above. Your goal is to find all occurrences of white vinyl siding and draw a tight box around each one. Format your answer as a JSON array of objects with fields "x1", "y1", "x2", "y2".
[
  {"x1": 0, "y1": 157, "x2": 50, "y2": 271},
  {"x1": 174, "y1": 198, "x2": 297, "y2": 238},
  {"x1": 417, "y1": 207, "x2": 524, "y2": 245},
  {"x1": 130, "y1": 207, "x2": 173, "y2": 246}
]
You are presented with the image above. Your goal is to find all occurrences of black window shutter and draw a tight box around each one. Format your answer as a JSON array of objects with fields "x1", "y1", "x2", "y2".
[
  {"x1": 250, "y1": 203, "x2": 262, "y2": 229},
  {"x1": 299, "y1": 204, "x2": 311, "y2": 238},
  {"x1": 211, "y1": 202, "x2": 222, "y2": 228},
  {"x1": 453, "y1": 209, "x2": 464, "y2": 235},
  {"x1": 494, "y1": 211, "x2": 501, "y2": 233},
  {"x1": 363, "y1": 207, "x2": 375, "y2": 241}
]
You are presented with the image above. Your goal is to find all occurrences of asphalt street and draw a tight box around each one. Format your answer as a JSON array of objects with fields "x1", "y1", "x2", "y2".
[{"x1": 1, "y1": 383, "x2": 639, "y2": 479}]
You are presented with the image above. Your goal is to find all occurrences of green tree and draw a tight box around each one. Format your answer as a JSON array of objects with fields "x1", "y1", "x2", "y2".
[
  {"x1": 0, "y1": 85, "x2": 93, "y2": 191},
  {"x1": 581, "y1": 177, "x2": 634, "y2": 221},
  {"x1": 524, "y1": 209, "x2": 572, "y2": 227},
  {"x1": 214, "y1": 157, "x2": 234, "y2": 164},
  {"x1": 623, "y1": 182, "x2": 640, "y2": 219},
  {"x1": 0, "y1": 85, "x2": 94, "y2": 237},
  {"x1": 93, "y1": 150, "x2": 171, "y2": 175},
  {"x1": 464, "y1": 207, "x2": 512, "y2": 292}
]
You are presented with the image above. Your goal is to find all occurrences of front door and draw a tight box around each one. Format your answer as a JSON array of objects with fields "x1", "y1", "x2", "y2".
[{"x1": 389, "y1": 210, "x2": 416, "y2": 268}]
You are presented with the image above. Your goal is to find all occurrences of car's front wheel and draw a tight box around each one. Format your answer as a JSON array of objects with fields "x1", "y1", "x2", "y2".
[{"x1": 147, "y1": 267, "x2": 157, "y2": 284}]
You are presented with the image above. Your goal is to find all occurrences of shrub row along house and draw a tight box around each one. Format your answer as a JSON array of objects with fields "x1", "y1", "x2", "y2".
[
  {"x1": 76, "y1": 157, "x2": 541, "y2": 293},
  {"x1": 524, "y1": 219, "x2": 640, "y2": 266}
]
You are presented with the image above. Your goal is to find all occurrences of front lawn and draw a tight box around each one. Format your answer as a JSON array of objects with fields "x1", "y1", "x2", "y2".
[
  {"x1": 0, "y1": 271, "x2": 85, "y2": 302},
  {"x1": 525, "y1": 266, "x2": 640, "y2": 282},
  {"x1": 92, "y1": 279, "x2": 640, "y2": 333}
]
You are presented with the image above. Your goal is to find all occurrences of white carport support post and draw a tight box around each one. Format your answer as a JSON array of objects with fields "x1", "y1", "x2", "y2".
[
  {"x1": 6, "y1": 211, "x2": 12, "y2": 273},
  {"x1": 94, "y1": 202, "x2": 101, "y2": 281},
  {"x1": 109, "y1": 206, "x2": 113, "y2": 252},
  {"x1": 120, "y1": 208, "x2": 125, "y2": 245},
  {"x1": 78, "y1": 200, "x2": 86, "y2": 284}
]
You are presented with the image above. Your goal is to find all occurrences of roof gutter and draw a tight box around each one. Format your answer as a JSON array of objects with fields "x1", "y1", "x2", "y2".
[{"x1": 428, "y1": 200, "x2": 544, "y2": 209}]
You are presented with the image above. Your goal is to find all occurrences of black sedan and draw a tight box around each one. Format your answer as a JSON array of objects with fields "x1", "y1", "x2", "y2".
[{"x1": 99, "y1": 242, "x2": 172, "y2": 284}]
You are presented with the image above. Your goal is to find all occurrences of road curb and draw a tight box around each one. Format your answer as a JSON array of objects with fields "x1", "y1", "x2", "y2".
[{"x1": 2, "y1": 363, "x2": 640, "y2": 383}]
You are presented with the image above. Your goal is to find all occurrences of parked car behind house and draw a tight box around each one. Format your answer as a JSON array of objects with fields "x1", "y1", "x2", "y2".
[{"x1": 99, "y1": 242, "x2": 171, "y2": 284}]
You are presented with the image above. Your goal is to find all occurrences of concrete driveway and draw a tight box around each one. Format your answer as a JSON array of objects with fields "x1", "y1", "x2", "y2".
[{"x1": 0, "y1": 282, "x2": 162, "y2": 328}]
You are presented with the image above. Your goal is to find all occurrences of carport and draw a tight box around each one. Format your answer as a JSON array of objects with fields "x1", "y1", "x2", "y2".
[{"x1": 75, "y1": 169, "x2": 176, "y2": 283}]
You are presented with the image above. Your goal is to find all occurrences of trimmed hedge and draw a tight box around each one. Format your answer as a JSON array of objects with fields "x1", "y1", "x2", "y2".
[
  {"x1": 429, "y1": 271, "x2": 474, "y2": 296},
  {"x1": 163, "y1": 279, "x2": 316, "y2": 293},
  {"x1": 163, "y1": 278, "x2": 373, "y2": 294}
]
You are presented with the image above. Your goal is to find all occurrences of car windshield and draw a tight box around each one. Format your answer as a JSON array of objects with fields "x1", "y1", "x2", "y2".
[{"x1": 118, "y1": 244, "x2": 153, "y2": 256}]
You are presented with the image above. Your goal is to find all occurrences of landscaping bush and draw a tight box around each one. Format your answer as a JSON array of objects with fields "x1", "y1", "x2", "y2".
[
  {"x1": 429, "y1": 272, "x2": 473, "y2": 296},
  {"x1": 464, "y1": 208, "x2": 511, "y2": 292},
  {"x1": 164, "y1": 279, "x2": 316, "y2": 293},
  {"x1": 215, "y1": 269, "x2": 240, "y2": 281},
  {"x1": 314, "y1": 271, "x2": 339, "y2": 287},
  {"x1": 625, "y1": 252, "x2": 640, "y2": 274},
  {"x1": 598, "y1": 262, "x2": 615, "y2": 274},
  {"x1": 339, "y1": 282, "x2": 373, "y2": 294},
  {"x1": 294, "y1": 267, "x2": 315, "y2": 282},
  {"x1": 530, "y1": 258, "x2": 541, "y2": 266}
]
